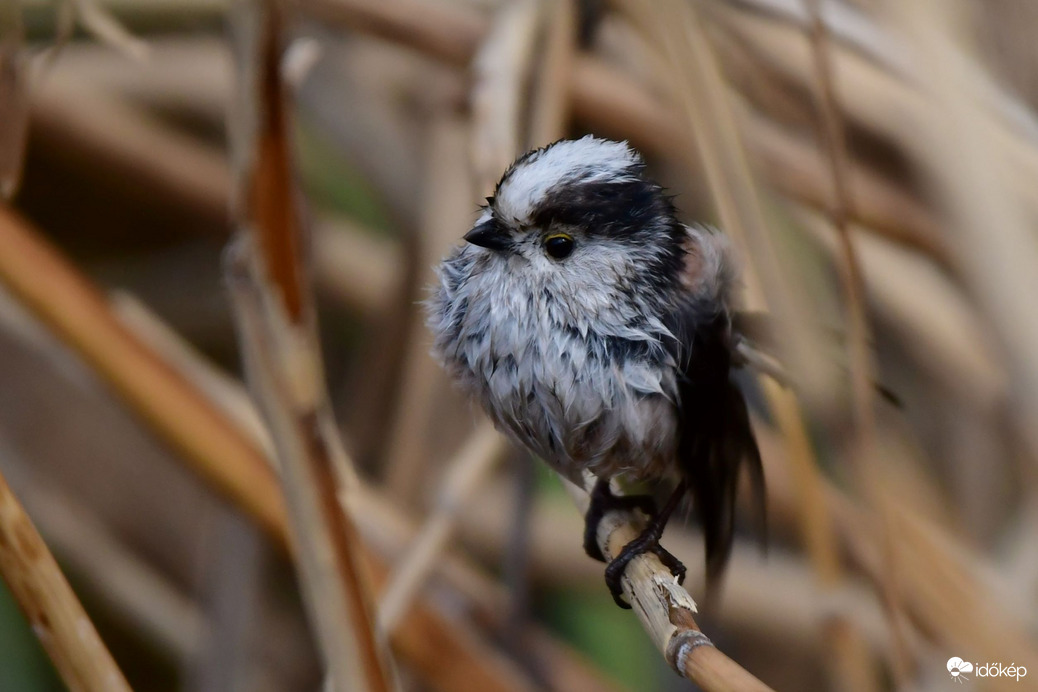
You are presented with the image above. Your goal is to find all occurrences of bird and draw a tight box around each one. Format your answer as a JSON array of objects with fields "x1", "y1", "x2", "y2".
[{"x1": 427, "y1": 136, "x2": 766, "y2": 607}]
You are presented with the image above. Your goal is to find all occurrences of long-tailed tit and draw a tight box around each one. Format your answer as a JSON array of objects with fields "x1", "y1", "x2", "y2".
[{"x1": 428, "y1": 136, "x2": 766, "y2": 606}]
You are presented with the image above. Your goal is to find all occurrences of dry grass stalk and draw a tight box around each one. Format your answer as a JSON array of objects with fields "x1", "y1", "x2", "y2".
[
  {"x1": 470, "y1": 0, "x2": 542, "y2": 196},
  {"x1": 0, "y1": 465, "x2": 131, "y2": 692},
  {"x1": 794, "y1": 210, "x2": 1004, "y2": 410},
  {"x1": 226, "y1": 3, "x2": 391, "y2": 689},
  {"x1": 110, "y1": 292, "x2": 275, "y2": 456},
  {"x1": 710, "y1": 1, "x2": 1038, "y2": 247},
  {"x1": 457, "y1": 477, "x2": 899, "y2": 661},
  {"x1": 527, "y1": 0, "x2": 576, "y2": 148},
  {"x1": 69, "y1": 0, "x2": 150, "y2": 61},
  {"x1": 30, "y1": 77, "x2": 230, "y2": 228},
  {"x1": 378, "y1": 423, "x2": 505, "y2": 633},
  {"x1": 12, "y1": 473, "x2": 206, "y2": 663},
  {"x1": 804, "y1": 0, "x2": 911, "y2": 681},
  {"x1": 729, "y1": 0, "x2": 1038, "y2": 144},
  {"x1": 0, "y1": 3, "x2": 28, "y2": 199},
  {"x1": 33, "y1": 73, "x2": 402, "y2": 314},
  {"x1": 312, "y1": 217, "x2": 403, "y2": 317},
  {"x1": 291, "y1": 0, "x2": 487, "y2": 68},
  {"x1": 226, "y1": 256, "x2": 392, "y2": 692},
  {"x1": 382, "y1": 115, "x2": 474, "y2": 502},
  {"x1": 36, "y1": 1, "x2": 946, "y2": 265},
  {"x1": 107, "y1": 283, "x2": 768, "y2": 692},
  {"x1": 563, "y1": 476, "x2": 773, "y2": 691}
]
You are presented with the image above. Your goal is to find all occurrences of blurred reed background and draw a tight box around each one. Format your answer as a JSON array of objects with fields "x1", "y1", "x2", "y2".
[{"x1": 1, "y1": 0, "x2": 1037, "y2": 690}]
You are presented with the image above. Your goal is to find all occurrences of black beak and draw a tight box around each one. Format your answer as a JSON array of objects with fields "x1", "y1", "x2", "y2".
[{"x1": 463, "y1": 220, "x2": 511, "y2": 251}]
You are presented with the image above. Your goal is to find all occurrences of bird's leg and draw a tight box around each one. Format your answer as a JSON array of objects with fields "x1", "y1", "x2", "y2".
[
  {"x1": 582, "y1": 477, "x2": 657, "y2": 563},
  {"x1": 603, "y1": 481, "x2": 687, "y2": 609}
]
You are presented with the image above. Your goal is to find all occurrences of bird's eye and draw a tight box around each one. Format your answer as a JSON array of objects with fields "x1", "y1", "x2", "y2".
[{"x1": 544, "y1": 233, "x2": 574, "y2": 260}]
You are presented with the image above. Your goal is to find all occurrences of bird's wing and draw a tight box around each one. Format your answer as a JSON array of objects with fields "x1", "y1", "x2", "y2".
[{"x1": 666, "y1": 302, "x2": 767, "y2": 589}]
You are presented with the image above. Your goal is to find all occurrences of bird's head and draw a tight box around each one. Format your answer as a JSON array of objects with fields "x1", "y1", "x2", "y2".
[{"x1": 460, "y1": 136, "x2": 688, "y2": 301}]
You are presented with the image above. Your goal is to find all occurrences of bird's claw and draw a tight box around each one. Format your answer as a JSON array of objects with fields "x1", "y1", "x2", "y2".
[
  {"x1": 582, "y1": 479, "x2": 656, "y2": 563},
  {"x1": 603, "y1": 533, "x2": 686, "y2": 609}
]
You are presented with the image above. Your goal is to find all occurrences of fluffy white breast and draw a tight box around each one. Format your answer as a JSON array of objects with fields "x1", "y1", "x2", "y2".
[{"x1": 428, "y1": 241, "x2": 681, "y2": 484}]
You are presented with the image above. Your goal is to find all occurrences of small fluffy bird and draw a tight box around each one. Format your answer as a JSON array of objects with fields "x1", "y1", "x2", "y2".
[{"x1": 428, "y1": 136, "x2": 766, "y2": 606}]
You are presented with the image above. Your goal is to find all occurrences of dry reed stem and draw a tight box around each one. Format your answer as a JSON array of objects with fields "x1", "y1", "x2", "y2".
[
  {"x1": 527, "y1": 0, "x2": 575, "y2": 148},
  {"x1": 100, "y1": 291, "x2": 825, "y2": 691},
  {"x1": 30, "y1": 77, "x2": 229, "y2": 227},
  {"x1": 563, "y1": 476, "x2": 773, "y2": 691},
  {"x1": 36, "y1": 3, "x2": 945, "y2": 265},
  {"x1": 720, "y1": 0, "x2": 1038, "y2": 146},
  {"x1": 0, "y1": 465, "x2": 131, "y2": 692},
  {"x1": 351, "y1": 485, "x2": 626, "y2": 692},
  {"x1": 470, "y1": 0, "x2": 542, "y2": 196},
  {"x1": 0, "y1": 4, "x2": 28, "y2": 199},
  {"x1": 69, "y1": 0, "x2": 150, "y2": 61},
  {"x1": 805, "y1": 0, "x2": 910, "y2": 682},
  {"x1": 49, "y1": 38, "x2": 227, "y2": 118},
  {"x1": 378, "y1": 423, "x2": 505, "y2": 633},
  {"x1": 227, "y1": 4, "x2": 390, "y2": 688},
  {"x1": 292, "y1": 0, "x2": 486, "y2": 67},
  {"x1": 12, "y1": 473, "x2": 205, "y2": 663},
  {"x1": 32, "y1": 79, "x2": 401, "y2": 314},
  {"x1": 382, "y1": 114, "x2": 473, "y2": 501},
  {"x1": 312, "y1": 217, "x2": 402, "y2": 317},
  {"x1": 225, "y1": 245, "x2": 392, "y2": 692},
  {"x1": 626, "y1": 0, "x2": 879, "y2": 688},
  {"x1": 735, "y1": 104, "x2": 946, "y2": 264},
  {"x1": 111, "y1": 292, "x2": 275, "y2": 456}
]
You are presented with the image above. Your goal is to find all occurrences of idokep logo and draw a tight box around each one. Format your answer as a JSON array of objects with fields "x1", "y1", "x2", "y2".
[
  {"x1": 947, "y1": 658, "x2": 973, "y2": 682},
  {"x1": 947, "y1": 657, "x2": 1028, "y2": 683}
]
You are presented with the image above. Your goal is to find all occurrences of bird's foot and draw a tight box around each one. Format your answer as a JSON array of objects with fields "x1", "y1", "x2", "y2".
[
  {"x1": 604, "y1": 530, "x2": 686, "y2": 609},
  {"x1": 582, "y1": 478, "x2": 656, "y2": 563}
]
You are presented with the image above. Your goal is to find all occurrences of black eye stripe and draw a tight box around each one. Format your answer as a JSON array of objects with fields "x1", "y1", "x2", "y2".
[{"x1": 530, "y1": 178, "x2": 660, "y2": 237}]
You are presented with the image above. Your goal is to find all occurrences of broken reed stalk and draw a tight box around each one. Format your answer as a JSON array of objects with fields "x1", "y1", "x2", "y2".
[
  {"x1": 226, "y1": 3, "x2": 390, "y2": 690},
  {"x1": 562, "y1": 476, "x2": 772, "y2": 691},
  {"x1": 0, "y1": 465, "x2": 131, "y2": 692}
]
